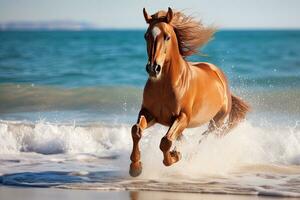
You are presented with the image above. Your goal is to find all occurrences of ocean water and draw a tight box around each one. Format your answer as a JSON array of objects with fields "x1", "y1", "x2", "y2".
[{"x1": 0, "y1": 30, "x2": 300, "y2": 197}]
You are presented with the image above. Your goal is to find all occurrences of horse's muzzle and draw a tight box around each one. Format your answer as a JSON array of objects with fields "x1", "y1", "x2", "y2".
[{"x1": 146, "y1": 62, "x2": 161, "y2": 77}]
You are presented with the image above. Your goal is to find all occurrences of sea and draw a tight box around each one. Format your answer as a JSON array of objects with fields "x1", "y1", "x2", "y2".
[{"x1": 0, "y1": 30, "x2": 300, "y2": 197}]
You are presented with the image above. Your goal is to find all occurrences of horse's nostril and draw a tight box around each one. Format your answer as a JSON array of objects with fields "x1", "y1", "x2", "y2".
[
  {"x1": 146, "y1": 64, "x2": 151, "y2": 73},
  {"x1": 146, "y1": 63, "x2": 161, "y2": 76},
  {"x1": 155, "y1": 65, "x2": 161, "y2": 73}
]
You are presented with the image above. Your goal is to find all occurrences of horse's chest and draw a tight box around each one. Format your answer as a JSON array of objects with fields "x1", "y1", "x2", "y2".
[{"x1": 143, "y1": 86, "x2": 180, "y2": 126}]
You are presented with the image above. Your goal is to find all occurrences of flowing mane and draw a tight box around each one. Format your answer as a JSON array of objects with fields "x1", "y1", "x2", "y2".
[{"x1": 170, "y1": 11, "x2": 216, "y2": 57}]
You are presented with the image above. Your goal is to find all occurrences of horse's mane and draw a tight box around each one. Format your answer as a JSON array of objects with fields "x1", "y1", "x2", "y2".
[{"x1": 170, "y1": 11, "x2": 216, "y2": 57}]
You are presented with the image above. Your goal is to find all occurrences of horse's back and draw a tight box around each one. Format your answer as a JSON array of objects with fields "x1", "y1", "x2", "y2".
[{"x1": 189, "y1": 62, "x2": 228, "y2": 88}]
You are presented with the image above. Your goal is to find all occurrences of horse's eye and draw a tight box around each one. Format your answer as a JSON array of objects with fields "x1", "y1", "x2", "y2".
[{"x1": 165, "y1": 35, "x2": 170, "y2": 41}]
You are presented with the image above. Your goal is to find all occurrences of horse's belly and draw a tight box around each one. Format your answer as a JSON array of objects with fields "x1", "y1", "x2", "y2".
[
  {"x1": 188, "y1": 118, "x2": 208, "y2": 128},
  {"x1": 188, "y1": 115, "x2": 214, "y2": 128},
  {"x1": 188, "y1": 102, "x2": 222, "y2": 128}
]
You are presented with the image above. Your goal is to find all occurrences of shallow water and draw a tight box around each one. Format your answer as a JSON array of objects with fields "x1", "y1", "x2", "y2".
[{"x1": 0, "y1": 30, "x2": 300, "y2": 197}]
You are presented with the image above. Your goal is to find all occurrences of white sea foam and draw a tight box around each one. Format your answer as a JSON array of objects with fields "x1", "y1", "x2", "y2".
[
  {"x1": 0, "y1": 120, "x2": 131, "y2": 156},
  {"x1": 0, "y1": 120, "x2": 300, "y2": 172}
]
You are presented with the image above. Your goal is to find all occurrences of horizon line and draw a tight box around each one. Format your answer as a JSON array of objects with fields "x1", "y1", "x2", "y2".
[{"x1": 1, "y1": 28, "x2": 300, "y2": 31}]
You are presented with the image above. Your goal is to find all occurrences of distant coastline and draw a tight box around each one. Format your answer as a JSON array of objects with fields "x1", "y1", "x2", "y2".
[{"x1": 0, "y1": 20, "x2": 99, "y2": 31}]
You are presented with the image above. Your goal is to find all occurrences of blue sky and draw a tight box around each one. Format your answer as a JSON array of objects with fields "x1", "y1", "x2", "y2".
[{"x1": 0, "y1": 0, "x2": 300, "y2": 29}]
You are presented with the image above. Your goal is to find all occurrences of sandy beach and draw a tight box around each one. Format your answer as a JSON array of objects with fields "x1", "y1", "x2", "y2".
[{"x1": 0, "y1": 186, "x2": 297, "y2": 200}]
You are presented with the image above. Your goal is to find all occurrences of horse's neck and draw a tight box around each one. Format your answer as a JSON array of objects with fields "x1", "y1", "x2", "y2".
[{"x1": 164, "y1": 52, "x2": 189, "y2": 86}]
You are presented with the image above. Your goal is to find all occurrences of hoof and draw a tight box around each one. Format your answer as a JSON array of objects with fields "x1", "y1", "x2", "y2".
[
  {"x1": 163, "y1": 151, "x2": 181, "y2": 166},
  {"x1": 129, "y1": 162, "x2": 142, "y2": 177}
]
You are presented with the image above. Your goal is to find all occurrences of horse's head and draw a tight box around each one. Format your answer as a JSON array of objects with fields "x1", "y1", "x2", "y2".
[{"x1": 143, "y1": 7, "x2": 177, "y2": 79}]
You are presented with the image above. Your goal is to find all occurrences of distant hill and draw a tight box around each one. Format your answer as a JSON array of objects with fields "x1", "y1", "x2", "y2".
[{"x1": 0, "y1": 20, "x2": 99, "y2": 30}]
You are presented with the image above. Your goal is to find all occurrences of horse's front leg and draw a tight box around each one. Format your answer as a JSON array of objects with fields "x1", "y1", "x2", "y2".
[
  {"x1": 130, "y1": 108, "x2": 155, "y2": 177},
  {"x1": 160, "y1": 112, "x2": 188, "y2": 166}
]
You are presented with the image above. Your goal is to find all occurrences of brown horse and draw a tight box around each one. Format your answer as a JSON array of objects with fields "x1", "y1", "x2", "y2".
[{"x1": 129, "y1": 7, "x2": 250, "y2": 177}]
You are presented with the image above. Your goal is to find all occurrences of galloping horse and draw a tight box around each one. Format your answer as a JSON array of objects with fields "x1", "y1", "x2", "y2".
[{"x1": 129, "y1": 7, "x2": 250, "y2": 177}]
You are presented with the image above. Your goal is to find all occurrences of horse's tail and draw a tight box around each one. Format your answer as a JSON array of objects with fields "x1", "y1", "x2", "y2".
[{"x1": 227, "y1": 94, "x2": 250, "y2": 131}]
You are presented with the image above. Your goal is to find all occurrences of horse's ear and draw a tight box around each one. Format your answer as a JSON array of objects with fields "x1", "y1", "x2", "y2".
[
  {"x1": 166, "y1": 7, "x2": 173, "y2": 23},
  {"x1": 143, "y1": 8, "x2": 152, "y2": 24}
]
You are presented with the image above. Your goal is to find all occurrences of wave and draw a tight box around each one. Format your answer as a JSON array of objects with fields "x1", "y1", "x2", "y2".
[
  {"x1": 0, "y1": 120, "x2": 131, "y2": 155},
  {"x1": 0, "y1": 83, "x2": 141, "y2": 115},
  {"x1": 1, "y1": 117, "x2": 300, "y2": 164},
  {"x1": 0, "y1": 119, "x2": 300, "y2": 168},
  {"x1": 1, "y1": 83, "x2": 300, "y2": 117},
  {"x1": 0, "y1": 115, "x2": 300, "y2": 163}
]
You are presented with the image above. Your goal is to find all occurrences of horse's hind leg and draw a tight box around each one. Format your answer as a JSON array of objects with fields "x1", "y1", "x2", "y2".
[
  {"x1": 130, "y1": 108, "x2": 155, "y2": 177},
  {"x1": 208, "y1": 103, "x2": 232, "y2": 135},
  {"x1": 200, "y1": 106, "x2": 230, "y2": 142},
  {"x1": 160, "y1": 112, "x2": 188, "y2": 166}
]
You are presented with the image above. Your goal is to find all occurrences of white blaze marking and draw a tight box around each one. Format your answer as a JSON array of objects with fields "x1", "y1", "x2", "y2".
[{"x1": 151, "y1": 26, "x2": 161, "y2": 39}]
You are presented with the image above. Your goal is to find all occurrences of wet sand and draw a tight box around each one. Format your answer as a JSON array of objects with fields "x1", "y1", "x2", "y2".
[{"x1": 0, "y1": 186, "x2": 296, "y2": 200}]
